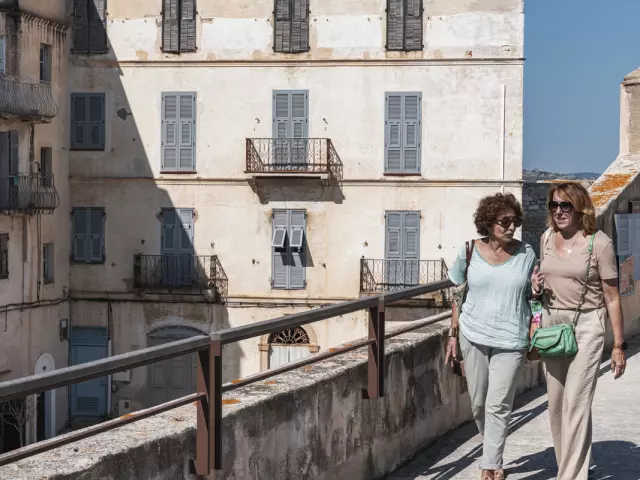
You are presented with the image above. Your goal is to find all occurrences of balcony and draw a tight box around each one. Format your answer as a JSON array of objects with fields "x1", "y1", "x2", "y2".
[
  {"x1": 360, "y1": 258, "x2": 451, "y2": 304},
  {"x1": 0, "y1": 74, "x2": 58, "y2": 122},
  {"x1": 133, "y1": 254, "x2": 228, "y2": 300},
  {"x1": 0, "y1": 174, "x2": 59, "y2": 214},
  {"x1": 245, "y1": 138, "x2": 343, "y2": 182}
]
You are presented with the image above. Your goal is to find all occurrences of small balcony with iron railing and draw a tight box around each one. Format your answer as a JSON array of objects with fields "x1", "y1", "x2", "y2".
[
  {"x1": 245, "y1": 138, "x2": 343, "y2": 182},
  {"x1": 360, "y1": 258, "x2": 451, "y2": 305},
  {"x1": 133, "y1": 254, "x2": 228, "y2": 301},
  {"x1": 0, "y1": 174, "x2": 59, "y2": 215},
  {"x1": 0, "y1": 74, "x2": 58, "y2": 122}
]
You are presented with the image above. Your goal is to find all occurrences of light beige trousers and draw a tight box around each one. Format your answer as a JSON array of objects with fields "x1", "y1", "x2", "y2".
[{"x1": 542, "y1": 307, "x2": 606, "y2": 480}]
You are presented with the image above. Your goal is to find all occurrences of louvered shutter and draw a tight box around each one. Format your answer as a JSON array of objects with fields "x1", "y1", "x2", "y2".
[
  {"x1": 289, "y1": 210, "x2": 306, "y2": 288},
  {"x1": 291, "y1": 0, "x2": 309, "y2": 53},
  {"x1": 274, "y1": 0, "x2": 292, "y2": 53},
  {"x1": 73, "y1": 0, "x2": 90, "y2": 53},
  {"x1": 178, "y1": 93, "x2": 196, "y2": 171},
  {"x1": 0, "y1": 234, "x2": 8, "y2": 279},
  {"x1": 88, "y1": 94, "x2": 105, "y2": 150},
  {"x1": 290, "y1": 92, "x2": 308, "y2": 166},
  {"x1": 0, "y1": 36, "x2": 5, "y2": 73},
  {"x1": 89, "y1": 0, "x2": 107, "y2": 53},
  {"x1": 89, "y1": 208, "x2": 104, "y2": 262},
  {"x1": 404, "y1": 0, "x2": 423, "y2": 51},
  {"x1": 403, "y1": 94, "x2": 421, "y2": 173},
  {"x1": 180, "y1": 0, "x2": 197, "y2": 52},
  {"x1": 403, "y1": 211, "x2": 420, "y2": 284},
  {"x1": 71, "y1": 94, "x2": 87, "y2": 149},
  {"x1": 72, "y1": 209, "x2": 88, "y2": 262},
  {"x1": 177, "y1": 209, "x2": 194, "y2": 285},
  {"x1": 385, "y1": 94, "x2": 402, "y2": 172},
  {"x1": 163, "y1": 0, "x2": 180, "y2": 53},
  {"x1": 8, "y1": 131, "x2": 18, "y2": 175},
  {"x1": 615, "y1": 214, "x2": 631, "y2": 256},
  {"x1": 387, "y1": 0, "x2": 404, "y2": 51},
  {"x1": 385, "y1": 212, "x2": 403, "y2": 261},
  {"x1": 161, "y1": 93, "x2": 178, "y2": 170},
  {"x1": 273, "y1": 92, "x2": 290, "y2": 166},
  {"x1": 161, "y1": 209, "x2": 177, "y2": 255},
  {"x1": 272, "y1": 210, "x2": 288, "y2": 288}
]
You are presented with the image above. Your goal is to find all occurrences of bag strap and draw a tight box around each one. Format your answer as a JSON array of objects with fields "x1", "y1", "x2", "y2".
[
  {"x1": 571, "y1": 233, "x2": 596, "y2": 328},
  {"x1": 541, "y1": 228, "x2": 553, "y2": 261},
  {"x1": 464, "y1": 240, "x2": 475, "y2": 281}
]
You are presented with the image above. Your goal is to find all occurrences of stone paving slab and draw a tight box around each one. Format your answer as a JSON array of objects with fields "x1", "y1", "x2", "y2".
[{"x1": 390, "y1": 338, "x2": 640, "y2": 480}]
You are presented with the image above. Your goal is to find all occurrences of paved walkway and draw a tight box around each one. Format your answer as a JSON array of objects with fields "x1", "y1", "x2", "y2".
[{"x1": 390, "y1": 338, "x2": 640, "y2": 480}]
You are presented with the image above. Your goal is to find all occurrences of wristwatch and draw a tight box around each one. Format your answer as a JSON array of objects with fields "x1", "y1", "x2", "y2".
[{"x1": 613, "y1": 341, "x2": 628, "y2": 351}]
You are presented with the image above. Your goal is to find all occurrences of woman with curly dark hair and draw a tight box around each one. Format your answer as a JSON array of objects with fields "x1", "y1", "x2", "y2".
[{"x1": 444, "y1": 192, "x2": 537, "y2": 480}]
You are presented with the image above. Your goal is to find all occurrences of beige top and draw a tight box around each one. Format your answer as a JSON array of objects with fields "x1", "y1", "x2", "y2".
[{"x1": 541, "y1": 230, "x2": 618, "y2": 310}]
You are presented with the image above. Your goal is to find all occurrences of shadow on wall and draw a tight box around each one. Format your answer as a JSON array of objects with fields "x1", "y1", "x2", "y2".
[{"x1": 67, "y1": 5, "x2": 240, "y2": 422}]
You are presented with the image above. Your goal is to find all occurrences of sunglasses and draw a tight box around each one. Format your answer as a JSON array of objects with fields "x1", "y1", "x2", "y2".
[
  {"x1": 495, "y1": 216, "x2": 523, "y2": 229},
  {"x1": 548, "y1": 201, "x2": 574, "y2": 213}
]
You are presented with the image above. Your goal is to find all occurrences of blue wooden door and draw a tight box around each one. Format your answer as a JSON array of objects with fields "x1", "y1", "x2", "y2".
[{"x1": 70, "y1": 327, "x2": 108, "y2": 419}]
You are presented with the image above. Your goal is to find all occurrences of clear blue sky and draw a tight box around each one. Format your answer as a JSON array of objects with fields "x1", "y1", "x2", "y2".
[{"x1": 524, "y1": 0, "x2": 640, "y2": 174}]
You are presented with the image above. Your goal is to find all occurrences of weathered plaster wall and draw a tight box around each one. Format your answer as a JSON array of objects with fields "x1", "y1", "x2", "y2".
[
  {"x1": 92, "y1": 0, "x2": 523, "y2": 63},
  {"x1": 0, "y1": 319, "x2": 544, "y2": 480}
]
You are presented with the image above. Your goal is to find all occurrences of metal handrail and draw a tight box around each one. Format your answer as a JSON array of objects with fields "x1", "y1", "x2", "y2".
[
  {"x1": 0, "y1": 278, "x2": 454, "y2": 473},
  {"x1": 0, "y1": 173, "x2": 59, "y2": 214},
  {"x1": 0, "y1": 74, "x2": 58, "y2": 120}
]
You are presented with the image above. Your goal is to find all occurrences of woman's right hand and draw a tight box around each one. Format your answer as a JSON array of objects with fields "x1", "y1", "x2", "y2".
[
  {"x1": 531, "y1": 265, "x2": 545, "y2": 296},
  {"x1": 444, "y1": 337, "x2": 458, "y2": 367}
]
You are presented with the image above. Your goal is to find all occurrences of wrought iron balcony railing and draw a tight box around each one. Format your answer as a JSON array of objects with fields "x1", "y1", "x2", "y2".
[
  {"x1": 0, "y1": 174, "x2": 59, "y2": 214},
  {"x1": 133, "y1": 254, "x2": 228, "y2": 300},
  {"x1": 360, "y1": 259, "x2": 450, "y2": 295},
  {"x1": 0, "y1": 74, "x2": 58, "y2": 122},
  {"x1": 246, "y1": 138, "x2": 343, "y2": 180}
]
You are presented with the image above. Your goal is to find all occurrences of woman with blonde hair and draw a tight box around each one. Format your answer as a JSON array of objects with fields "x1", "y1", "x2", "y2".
[{"x1": 530, "y1": 182, "x2": 626, "y2": 480}]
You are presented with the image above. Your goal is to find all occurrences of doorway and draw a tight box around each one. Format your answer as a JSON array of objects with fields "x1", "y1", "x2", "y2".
[{"x1": 34, "y1": 353, "x2": 56, "y2": 440}]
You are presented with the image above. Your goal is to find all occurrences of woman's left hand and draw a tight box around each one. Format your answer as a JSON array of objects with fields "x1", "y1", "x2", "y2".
[{"x1": 611, "y1": 348, "x2": 627, "y2": 379}]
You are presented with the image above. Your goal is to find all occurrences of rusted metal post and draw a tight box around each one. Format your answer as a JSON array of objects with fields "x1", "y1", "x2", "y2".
[
  {"x1": 196, "y1": 340, "x2": 223, "y2": 474},
  {"x1": 364, "y1": 296, "x2": 385, "y2": 399}
]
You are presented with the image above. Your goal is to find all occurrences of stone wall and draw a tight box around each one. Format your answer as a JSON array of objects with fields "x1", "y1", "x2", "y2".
[{"x1": 0, "y1": 317, "x2": 544, "y2": 480}]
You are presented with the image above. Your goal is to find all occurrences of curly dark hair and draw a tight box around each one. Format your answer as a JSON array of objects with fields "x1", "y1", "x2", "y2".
[{"x1": 473, "y1": 193, "x2": 523, "y2": 237}]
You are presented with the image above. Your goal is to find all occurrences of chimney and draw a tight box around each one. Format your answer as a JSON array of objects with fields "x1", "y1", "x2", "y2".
[{"x1": 620, "y1": 69, "x2": 640, "y2": 156}]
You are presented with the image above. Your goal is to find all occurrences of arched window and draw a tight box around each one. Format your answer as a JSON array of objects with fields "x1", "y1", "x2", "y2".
[{"x1": 267, "y1": 327, "x2": 312, "y2": 369}]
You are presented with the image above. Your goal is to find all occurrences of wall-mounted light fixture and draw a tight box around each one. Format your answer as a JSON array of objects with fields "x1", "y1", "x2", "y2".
[{"x1": 60, "y1": 319, "x2": 69, "y2": 341}]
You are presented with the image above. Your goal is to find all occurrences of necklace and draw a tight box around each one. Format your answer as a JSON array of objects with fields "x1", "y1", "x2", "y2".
[{"x1": 562, "y1": 232, "x2": 580, "y2": 255}]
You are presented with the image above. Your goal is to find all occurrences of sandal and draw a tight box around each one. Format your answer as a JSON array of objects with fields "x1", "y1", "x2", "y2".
[
  {"x1": 481, "y1": 470, "x2": 494, "y2": 480},
  {"x1": 494, "y1": 468, "x2": 506, "y2": 480}
]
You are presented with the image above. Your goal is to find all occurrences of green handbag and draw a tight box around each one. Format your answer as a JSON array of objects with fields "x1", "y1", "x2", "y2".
[{"x1": 529, "y1": 233, "x2": 594, "y2": 357}]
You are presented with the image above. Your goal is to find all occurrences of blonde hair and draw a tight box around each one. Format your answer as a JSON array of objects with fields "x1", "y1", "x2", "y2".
[{"x1": 546, "y1": 182, "x2": 597, "y2": 235}]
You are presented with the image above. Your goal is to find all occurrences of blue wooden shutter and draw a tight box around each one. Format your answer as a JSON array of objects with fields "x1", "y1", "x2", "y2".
[
  {"x1": 89, "y1": 0, "x2": 107, "y2": 53},
  {"x1": 385, "y1": 212, "x2": 402, "y2": 261},
  {"x1": 178, "y1": 208, "x2": 194, "y2": 254},
  {"x1": 274, "y1": 0, "x2": 292, "y2": 53},
  {"x1": 161, "y1": 209, "x2": 177, "y2": 255},
  {"x1": 404, "y1": 0, "x2": 423, "y2": 51},
  {"x1": 0, "y1": 36, "x2": 6, "y2": 73},
  {"x1": 273, "y1": 91, "x2": 290, "y2": 138},
  {"x1": 289, "y1": 210, "x2": 306, "y2": 288},
  {"x1": 403, "y1": 94, "x2": 421, "y2": 173},
  {"x1": 73, "y1": 0, "x2": 90, "y2": 53},
  {"x1": 72, "y1": 208, "x2": 88, "y2": 262},
  {"x1": 291, "y1": 0, "x2": 309, "y2": 53},
  {"x1": 71, "y1": 94, "x2": 87, "y2": 149},
  {"x1": 89, "y1": 208, "x2": 104, "y2": 262},
  {"x1": 70, "y1": 326, "x2": 108, "y2": 417},
  {"x1": 163, "y1": 0, "x2": 180, "y2": 52},
  {"x1": 180, "y1": 0, "x2": 197, "y2": 52},
  {"x1": 161, "y1": 93, "x2": 178, "y2": 171},
  {"x1": 290, "y1": 91, "x2": 308, "y2": 138},
  {"x1": 385, "y1": 94, "x2": 402, "y2": 173},
  {"x1": 178, "y1": 93, "x2": 196, "y2": 171},
  {"x1": 387, "y1": 0, "x2": 404, "y2": 50},
  {"x1": 9, "y1": 131, "x2": 18, "y2": 175},
  {"x1": 88, "y1": 94, "x2": 105, "y2": 150},
  {"x1": 272, "y1": 210, "x2": 288, "y2": 288}
]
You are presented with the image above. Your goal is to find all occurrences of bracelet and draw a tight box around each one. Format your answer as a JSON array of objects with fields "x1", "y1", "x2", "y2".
[{"x1": 448, "y1": 327, "x2": 459, "y2": 338}]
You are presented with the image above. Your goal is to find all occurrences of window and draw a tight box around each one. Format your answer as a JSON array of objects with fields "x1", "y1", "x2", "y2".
[
  {"x1": 384, "y1": 92, "x2": 421, "y2": 174},
  {"x1": 0, "y1": 131, "x2": 19, "y2": 176},
  {"x1": 43, "y1": 243, "x2": 54, "y2": 283},
  {"x1": 161, "y1": 92, "x2": 196, "y2": 172},
  {"x1": 0, "y1": 36, "x2": 5, "y2": 74},
  {"x1": 273, "y1": 90, "x2": 308, "y2": 166},
  {"x1": 161, "y1": 208, "x2": 194, "y2": 255},
  {"x1": 162, "y1": 0, "x2": 196, "y2": 53},
  {"x1": 272, "y1": 210, "x2": 306, "y2": 289},
  {"x1": 40, "y1": 148, "x2": 53, "y2": 187},
  {"x1": 0, "y1": 234, "x2": 8, "y2": 279},
  {"x1": 39, "y1": 44, "x2": 52, "y2": 83},
  {"x1": 385, "y1": 211, "x2": 420, "y2": 286},
  {"x1": 274, "y1": 0, "x2": 310, "y2": 53},
  {"x1": 386, "y1": 0, "x2": 424, "y2": 51},
  {"x1": 73, "y1": 0, "x2": 107, "y2": 54},
  {"x1": 72, "y1": 208, "x2": 105, "y2": 263},
  {"x1": 70, "y1": 93, "x2": 105, "y2": 150}
]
